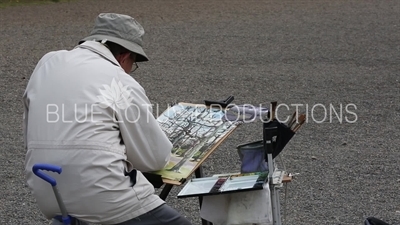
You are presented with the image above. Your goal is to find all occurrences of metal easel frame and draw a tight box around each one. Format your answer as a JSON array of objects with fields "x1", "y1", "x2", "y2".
[{"x1": 264, "y1": 121, "x2": 285, "y2": 225}]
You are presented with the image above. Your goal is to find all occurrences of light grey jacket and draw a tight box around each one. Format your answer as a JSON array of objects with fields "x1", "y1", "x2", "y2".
[{"x1": 23, "y1": 41, "x2": 172, "y2": 224}]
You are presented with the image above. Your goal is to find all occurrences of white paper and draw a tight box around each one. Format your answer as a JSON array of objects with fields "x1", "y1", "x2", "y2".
[{"x1": 200, "y1": 184, "x2": 273, "y2": 225}]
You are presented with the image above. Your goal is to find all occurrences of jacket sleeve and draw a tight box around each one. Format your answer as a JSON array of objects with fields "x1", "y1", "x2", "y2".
[
  {"x1": 22, "y1": 51, "x2": 57, "y2": 152},
  {"x1": 23, "y1": 93, "x2": 29, "y2": 152},
  {"x1": 115, "y1": 73, "x2": 172, "y2": 172}
]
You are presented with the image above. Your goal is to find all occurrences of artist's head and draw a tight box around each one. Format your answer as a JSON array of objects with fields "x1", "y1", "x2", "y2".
[
  {"x1": 79, "y1": 13, "x2": 149, "y2": 73},
  {"x1": 103, "y1": 41, "x2": 138, "y2": 73}
]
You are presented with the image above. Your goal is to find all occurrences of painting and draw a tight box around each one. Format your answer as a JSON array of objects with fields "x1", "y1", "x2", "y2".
[{"x1": 153, "y1": 103, "x2": 239, "y2": 181}]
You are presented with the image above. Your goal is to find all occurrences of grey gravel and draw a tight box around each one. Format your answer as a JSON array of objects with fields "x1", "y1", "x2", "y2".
[{"x1": 1, "y1": 0, "x2": 399, "y2": 225}]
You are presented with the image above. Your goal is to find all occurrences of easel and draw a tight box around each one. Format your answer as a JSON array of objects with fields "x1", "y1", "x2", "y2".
[{"x1": 146, "y1": 98, "x2": 301, "y2": 225}]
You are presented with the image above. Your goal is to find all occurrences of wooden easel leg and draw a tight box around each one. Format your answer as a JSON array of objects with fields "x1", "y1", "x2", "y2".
[{"x1": 195, "y1": 166, "x2": 213, "y2": 225}]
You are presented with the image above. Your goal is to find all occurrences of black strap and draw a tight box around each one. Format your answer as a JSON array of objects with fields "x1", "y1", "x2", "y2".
[{"x1": 126, "y1": 169, "x2": 137, "y2": 187}]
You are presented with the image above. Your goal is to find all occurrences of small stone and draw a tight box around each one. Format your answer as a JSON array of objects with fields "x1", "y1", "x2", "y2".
[
  {"x1": 311, "y1": 156, "x2": 317, "y2": 160},
  {"x1": 342, "y1": 142, "x2": 347, "y2": 146}
]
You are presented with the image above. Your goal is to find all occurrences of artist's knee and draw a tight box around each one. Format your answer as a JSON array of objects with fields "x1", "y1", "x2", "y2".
[{"x1": 179, "y1": 217, "x2": 193, "y2": 225}]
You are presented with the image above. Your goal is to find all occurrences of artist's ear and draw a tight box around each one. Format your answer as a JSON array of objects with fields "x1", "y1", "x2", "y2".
[
  {"x1": 115, "y1": 52, "x2": 131, "y2": 64},
  {"x1": 116, "y1": 52, "x2": 133, "y2": 73}
]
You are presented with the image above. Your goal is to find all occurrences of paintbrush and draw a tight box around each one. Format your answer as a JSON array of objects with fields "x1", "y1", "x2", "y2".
[
  {"x1": 270, "y1": 101, "x2": 278, "y2": 121},
  {"x1": 287, "y1": 111, "x2": 297, "y2": 128},
  {"x1": 292, "y1": 114, "x2": 306, "y2": 132}
]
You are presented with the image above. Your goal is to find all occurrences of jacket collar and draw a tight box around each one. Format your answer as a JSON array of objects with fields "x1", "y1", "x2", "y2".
[{"x1": 75, "y1": 41, "x2": 121, "y2": 67}]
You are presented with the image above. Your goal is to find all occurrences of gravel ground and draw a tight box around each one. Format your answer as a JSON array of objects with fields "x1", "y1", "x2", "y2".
[{"x1": 0, "y1": 0, "x2": 399, "y2": 224}]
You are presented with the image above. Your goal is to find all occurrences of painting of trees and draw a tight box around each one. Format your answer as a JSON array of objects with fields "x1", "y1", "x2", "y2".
[{"x1": 154, "y1": 103, "x2": 238, "y2": 181}]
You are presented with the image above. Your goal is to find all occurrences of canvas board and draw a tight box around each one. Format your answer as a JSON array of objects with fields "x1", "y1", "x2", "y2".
[{"x1": 152, "y1": 103, "x2": 239, "y2": 184}]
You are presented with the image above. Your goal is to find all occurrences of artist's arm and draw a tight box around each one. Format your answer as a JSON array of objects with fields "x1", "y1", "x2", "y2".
[
  {"x1": 22, "y1": 52, "x2": 57, "y2": 152},
  {"x1": 116, "y1": 74, "x2": 172, "y2": 172}
]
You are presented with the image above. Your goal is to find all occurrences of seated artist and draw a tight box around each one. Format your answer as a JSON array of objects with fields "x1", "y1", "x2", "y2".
[{"x1": 23, "y1": 13, "x2": 192, "y2": 225}]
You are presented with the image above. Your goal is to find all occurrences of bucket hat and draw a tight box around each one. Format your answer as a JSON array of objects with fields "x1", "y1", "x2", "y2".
[{"x1": 80, "y1": 13, "x2": 149, "y2": 62}]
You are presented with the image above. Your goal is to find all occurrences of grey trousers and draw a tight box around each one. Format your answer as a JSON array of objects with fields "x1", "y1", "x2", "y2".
[{"x1": 52, "y1": 204, "x2": 192, "y2": 225}]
